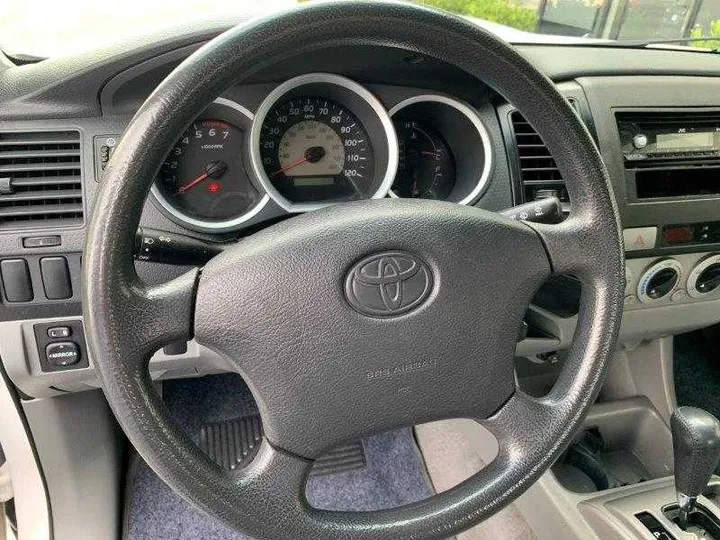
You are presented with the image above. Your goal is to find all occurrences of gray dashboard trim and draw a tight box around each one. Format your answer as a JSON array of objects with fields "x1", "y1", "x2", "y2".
[
  {"x1": 3, "y1": 13, "x2": 720, "y2": 122},
  {"x1": 23, "y1": 391, "x2": 122, "y2": 540},
  {"x1": 517, "y1": 45, "x2": 720, "y2": 82}
]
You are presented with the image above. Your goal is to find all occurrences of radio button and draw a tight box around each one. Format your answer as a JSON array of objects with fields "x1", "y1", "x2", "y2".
[{"x1": 623, "y1": 227, "x2": 657, "y2": 251}]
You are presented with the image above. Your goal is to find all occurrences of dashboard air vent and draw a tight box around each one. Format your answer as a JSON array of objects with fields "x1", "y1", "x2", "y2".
[
  {"x1": 509, "y1": 110, "x2": 569, "y2": 207},
  {"x1": 0, "y1": 131, "x2": 83, "y2": 228}
]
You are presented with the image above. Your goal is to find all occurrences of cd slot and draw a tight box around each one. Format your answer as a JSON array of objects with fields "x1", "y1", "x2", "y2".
[{"x1": 636, "y1": 166, "x2": 720, "y2": 199}]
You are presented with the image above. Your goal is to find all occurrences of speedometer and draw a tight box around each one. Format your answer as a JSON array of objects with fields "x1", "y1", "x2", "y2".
[
  {"x1": 259, "y1": 98, "x2": 373, "y2": 203},
  {"x1": 250, "y1": 73, "x2": 398, "y2": 212}
]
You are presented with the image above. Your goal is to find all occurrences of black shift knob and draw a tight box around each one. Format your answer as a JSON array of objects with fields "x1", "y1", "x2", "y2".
[{"x1": 671, "y1": 406, "x2": 720, "y2": 528}]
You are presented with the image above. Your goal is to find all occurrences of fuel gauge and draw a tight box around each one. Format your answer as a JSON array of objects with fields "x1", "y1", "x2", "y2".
[
  {"x1": 392, "y1": 120, "x2": 456, "y2": 200},
  {"x1": 388, "y1": 95, "x2": 493, "y2": 205}
]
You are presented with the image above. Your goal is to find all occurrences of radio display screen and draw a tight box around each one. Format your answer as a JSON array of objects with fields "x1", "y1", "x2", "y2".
[{"x1": 656, "y1": 131, "x2": 715, "y2": 150}]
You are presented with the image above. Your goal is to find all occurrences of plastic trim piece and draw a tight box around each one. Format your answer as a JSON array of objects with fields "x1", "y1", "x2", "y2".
[
  {"x1": 149, "y1": 97, "x2": 270, "y2": 233},
  {"x1": 0, "y1": 362, "x2": 51, "y2": 540},
  {"x1": 387, "y1": 94, "x2": 493, "y2": 205},
  {"x1": 249, "y1": 73, "x2": 399, "y2": 213}
]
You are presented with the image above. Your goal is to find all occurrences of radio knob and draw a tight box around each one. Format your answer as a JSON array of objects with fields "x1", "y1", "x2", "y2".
[
  {"x1": 633, "y1": 134, "x2": 649, "y2": 149},
  {"x1": 688, "y1": 254, "x2": 720, "y2": 298},
  {"x1": 637, "y1": 259, "x2": 682, "y2": 303}
]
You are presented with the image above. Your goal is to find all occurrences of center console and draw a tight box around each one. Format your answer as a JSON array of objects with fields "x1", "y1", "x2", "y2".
[
  {"x1": 617, "y1": 108, "x2": 720, "y2": 310},
  {"x1": 493, "y1": 76, "x2": 720, "y2": 540}
]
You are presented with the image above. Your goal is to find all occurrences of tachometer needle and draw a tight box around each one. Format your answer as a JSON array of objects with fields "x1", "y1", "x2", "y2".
[
  {"x1": 177, "y1": 172, "x2": 208, "y2": 194},
  {"x1": 176, "y1": 160, "x2": 228, "y2": 194}
]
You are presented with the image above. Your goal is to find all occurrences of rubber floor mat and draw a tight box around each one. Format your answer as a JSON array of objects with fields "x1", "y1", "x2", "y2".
[{"x1": 198, "y1": 415, "x2": 366, "y2": 476}]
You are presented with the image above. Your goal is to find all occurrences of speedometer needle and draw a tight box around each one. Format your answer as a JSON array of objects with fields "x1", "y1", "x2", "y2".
[{"x1": 271, "y1": 146, "x2": 326, "y2": 177}]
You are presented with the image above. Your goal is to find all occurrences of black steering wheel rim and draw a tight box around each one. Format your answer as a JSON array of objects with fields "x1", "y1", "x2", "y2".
[{"x1": 83, "y1": 3, "x2": 624, "y2": 539}]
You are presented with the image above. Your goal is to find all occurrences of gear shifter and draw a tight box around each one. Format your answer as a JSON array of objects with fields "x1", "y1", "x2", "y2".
[{"x1": 671, "y1": 406, "x2": 720, "y2": 530}]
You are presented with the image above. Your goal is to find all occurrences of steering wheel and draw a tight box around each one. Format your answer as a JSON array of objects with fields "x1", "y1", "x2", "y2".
[{"x1": 84, "y1": 2, "x2": 624, "y2": 539}]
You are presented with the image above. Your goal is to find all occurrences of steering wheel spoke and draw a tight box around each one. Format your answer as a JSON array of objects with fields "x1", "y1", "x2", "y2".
[
  {"x1": 128, "y1": 271, "x2": 200, "y2": 358},
  {"x1": 85, "y1": 269, "x2": 199, "y2": 370},
  {"x1": 523, "y1": 215, "x2": 603, "y2": 278},
  {"x1": 481, "y1": 392, "x2": 561, "y2": 455}
]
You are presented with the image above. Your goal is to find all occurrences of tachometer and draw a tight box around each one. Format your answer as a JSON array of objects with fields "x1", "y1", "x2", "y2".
[
  {"x1": 259, "y1": 97, "x2": 374, "y2": 203},
  {"x1": 250, "y1": 73, "x2": 398, "y2": 212},
  {"x1": 151, "y1": 99, "x2": 268, "y2": 233}
]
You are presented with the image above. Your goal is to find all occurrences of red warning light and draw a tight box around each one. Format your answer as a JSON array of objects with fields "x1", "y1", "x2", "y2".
[{"x1": 208, "y1": 181, "x2": 220, "y2": 194}]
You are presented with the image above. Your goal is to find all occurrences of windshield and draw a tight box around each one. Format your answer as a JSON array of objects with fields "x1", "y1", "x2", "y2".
[{"x1": 3, "y1": 0, "x2": 720, "y2": 59}]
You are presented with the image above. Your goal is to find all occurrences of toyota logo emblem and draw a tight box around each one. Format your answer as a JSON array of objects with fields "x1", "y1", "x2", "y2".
[{"x1": 345, "y1": 252, "x2": 433, "y2": 316}]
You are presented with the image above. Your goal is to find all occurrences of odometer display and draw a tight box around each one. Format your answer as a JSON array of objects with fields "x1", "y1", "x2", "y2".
[{"x1": 258, "y1": 97, "x2": 374, "y2": 203}]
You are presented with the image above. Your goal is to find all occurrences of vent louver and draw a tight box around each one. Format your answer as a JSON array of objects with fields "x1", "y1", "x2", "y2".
[
  {"x1": 0, "y1": 131, "x2": 83, "y2": 228},
  {"x1": 509, "y1": 111, "x2": 569, "y2": 206}
]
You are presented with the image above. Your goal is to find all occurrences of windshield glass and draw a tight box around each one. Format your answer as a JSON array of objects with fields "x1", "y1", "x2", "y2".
[{"x1": 3, "y1": 0, "x2": 720, "y2": 58}]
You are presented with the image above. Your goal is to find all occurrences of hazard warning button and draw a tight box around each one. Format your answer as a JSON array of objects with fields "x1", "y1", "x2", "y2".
[{"x1": 623, "y1": 227, "x2": 657, "y2": 252}]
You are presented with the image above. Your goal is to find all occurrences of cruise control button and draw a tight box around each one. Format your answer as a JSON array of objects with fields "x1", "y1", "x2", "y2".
[
  {"x1": 45, "y1": 342, "x2": 80, "y2": 366},
  {"x1": 47, "y1": 326, "x2": 71, "y2": 339}
]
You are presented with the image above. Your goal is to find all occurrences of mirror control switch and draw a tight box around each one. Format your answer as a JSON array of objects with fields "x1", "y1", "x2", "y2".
[{"x1": 45, "y1": 342, "x2": 80, "y2": 367}]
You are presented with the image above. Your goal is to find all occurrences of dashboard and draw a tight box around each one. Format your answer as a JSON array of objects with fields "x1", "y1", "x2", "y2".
[{"x1": 1, "y1": 25, "x2": 720, "y2": 397}]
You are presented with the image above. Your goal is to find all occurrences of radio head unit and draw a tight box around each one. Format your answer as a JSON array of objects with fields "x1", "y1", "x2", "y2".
[{"x1": 618, "y1": 111, "x2": 720, "y2": 161}]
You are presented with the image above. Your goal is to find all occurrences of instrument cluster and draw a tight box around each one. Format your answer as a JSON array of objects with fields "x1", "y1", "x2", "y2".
[{"x1": 151, "y1": 73, "x2": 493, "y2": 233}]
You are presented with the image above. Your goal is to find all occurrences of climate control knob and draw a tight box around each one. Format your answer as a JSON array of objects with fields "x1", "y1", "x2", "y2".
[
  {"x1": 637, "y1": 259, "x2": 682, "y2": 303},
  {"x1": 688, "y1": 254, "x2": 720, "y2": 298}
]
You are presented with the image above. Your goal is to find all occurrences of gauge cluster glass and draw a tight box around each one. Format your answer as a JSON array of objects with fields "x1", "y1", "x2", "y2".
[
  {"x1": 157, "y1": 119, "x2": 259, "y2": 221},
  {"x1": 151, "y1": 99, "x2": 268, "y2": 233},
  {"x1": 393, "y1": 119, "x2": 456, "y2": 200}
]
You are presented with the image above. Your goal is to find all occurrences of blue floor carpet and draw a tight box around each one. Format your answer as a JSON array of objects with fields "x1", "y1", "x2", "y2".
[{"x1": 123, "y1": 374, "x2": 434, "y2": 540}]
